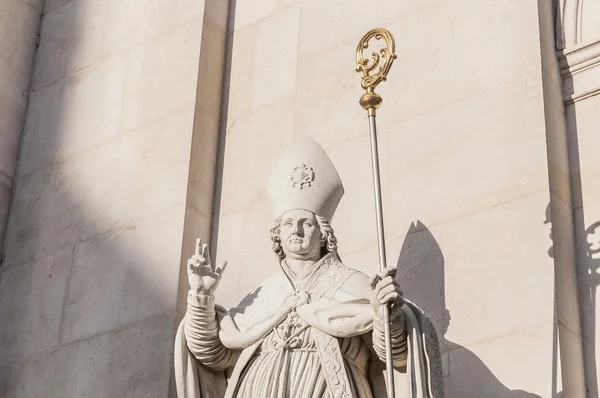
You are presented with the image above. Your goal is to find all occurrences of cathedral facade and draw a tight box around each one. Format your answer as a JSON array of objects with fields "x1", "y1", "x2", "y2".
[{"x1": 1, "y1": 0, "x2": 599, "y2": 397}]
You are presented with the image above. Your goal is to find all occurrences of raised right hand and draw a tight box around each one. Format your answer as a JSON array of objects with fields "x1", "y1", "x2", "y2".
[{"x1": 187, "y1": 238, "x2": 227, "y2": 295}]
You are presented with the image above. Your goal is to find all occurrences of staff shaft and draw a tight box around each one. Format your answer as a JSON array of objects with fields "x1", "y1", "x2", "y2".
[{"x1": 367, "y1": 114, "x2": 396, "y2": 398}]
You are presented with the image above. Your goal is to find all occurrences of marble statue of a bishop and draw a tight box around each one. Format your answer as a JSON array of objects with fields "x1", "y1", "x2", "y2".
[{"x1": 174, "y1": 136, "x2": 444, "y2": 398}]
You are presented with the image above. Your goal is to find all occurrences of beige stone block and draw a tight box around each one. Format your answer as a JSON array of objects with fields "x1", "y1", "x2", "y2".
[
  {"x1": 296, "y1": 1, "x2": 543, "y2": 153},
  {"x1": 0, "y1": 248, "x2": 72, "y2": 366},
  {"x1": 297, "y1": 0, "x2": 438, "y2": 57},
  {"x1": 566, "y1": 97, "x2": 600, "y2": 210},
  {"x1": 556, "y1": 325, "x2": 586, "y2": 397},
  {"x1": 0, "y1": 60, "x2": 30, "y2": 108},
  {"x1": 337, "y1": 241, "x2": 379, "y2": 279},
  {"x1": 294, "y1": 37, "x2": 364, "y2": 151},
  {"x1": 547, "y1": 196, "x2": 581, "y2": 339},
  {"x1": 61, "y1": 207, "x2": 184, "y2": 343},
  {"x1": 213, "y1": 212, "x2": 244, "y2": 309},
  {"x1": 102, "y1": 0, "x2": 205, "y2": 56},
  {"x1": 0, "y1": 185, "x2": 13, "y2": 250},
  {"x1": 43, "y1": 0, "x2": 73, "y2": 14},
  {"x1": 187, "y1": 113, "x2": 220, "y2": 218},
  {"x1": 252, "y1": 6, "x2": 299, "y2": 110},
  {"x1": 279, "y1": 0, "x2": 300, "y2": 7},
  {"x1": 326, "y1": 135, "x2": 388, "y2": 255},
  {"x1": 238, "y1": 200, "x2": 281, "y2": 297},
  {"x1": 544, "y1": 100, "x2": 571, "y2": 204},
  {"x1": 19, "y1": 57, "x2": 127, "y2": 175},
  {"x1": 232, "y1": 0, "x2": 278, "y2": 30},
  {"x1": 0, "y1": 94, "x2": 25, "y2": 180},
  {"x1": 0, "y1": 0, "x2": 40, "y2": 75},
  {"x1": 438, "y1": 191, "x2": 555, "y2": 347},
  {"x1": 224, "y1": 23, "x2": 255, "y2": 123},
  {"x1": 538, "y1": 0, "x2": 563, "y2": 96},
  {"x1": 16, "y1": 82, "x2": 62, "y2": 176},
  {"x1": 21, "y1": 0, "x2": 44, "y2": 12},
  {"x1": 0, "y1": 313, "x2": 175, "y2": 398},
  {"x1": 385, "y1": 77, "x2": 549, "y2": 237},
  {"x1": 4, "y1": 109, "x2": 194, "y2": 265},
  {"x1": 445, "y1": 325, "x2": 553, "y2": 396},
  {"x1": 542, "y1": 70, "x2": 565, "y2": 117},
  {"x1": 32, "y1": 0, "x2": 106, "y2": 90},
  {"x1": 219, "y1": 97, "x2": 294, "y2": 215},
  {"x1": 382, "y1": 2, "x2": 540, "y2": 127},
  {"x1": 581, "y1": 1, "x2": 600, "y2": 44},
  {"x1": 443, "y1": 1, "x2": 541, "y2": 90},
  {"x1": 196, "y1": 20, "x2": 228, "y2": 120},
  {"x1": 204, "y1": 0, "x2": 230, "y2": 32},
  {"x1": 120, "y1": 18, "x2": 203, "y2": 133}
]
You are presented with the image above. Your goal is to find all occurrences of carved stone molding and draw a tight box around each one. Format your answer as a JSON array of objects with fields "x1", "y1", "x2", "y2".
[
  {"x1": 556, "y1": 1, "x2": 600, "y2": 104},
  {"x1": 558, "y1": 40, "x2": 600, "y2": 104}
]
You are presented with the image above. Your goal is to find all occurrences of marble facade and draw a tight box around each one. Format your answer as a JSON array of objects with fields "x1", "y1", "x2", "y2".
[{"x1": 0, "y1": 0, "x2": 599, "y2": 397}]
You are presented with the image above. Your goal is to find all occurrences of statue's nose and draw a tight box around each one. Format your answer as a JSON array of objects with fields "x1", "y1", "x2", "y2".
[{"x1": 291, "y1": 223, "x2": 303, "y2": 236}]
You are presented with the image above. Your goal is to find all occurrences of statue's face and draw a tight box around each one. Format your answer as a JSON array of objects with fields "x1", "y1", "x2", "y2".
[{"x1": 279, "y1": 209, "x2": 322, "y2": 260}]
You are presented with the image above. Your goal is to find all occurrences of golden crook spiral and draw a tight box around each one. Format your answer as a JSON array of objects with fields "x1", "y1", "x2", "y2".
[{"x1": 355, "y1": 28, "x2": 397, "y2": 115}]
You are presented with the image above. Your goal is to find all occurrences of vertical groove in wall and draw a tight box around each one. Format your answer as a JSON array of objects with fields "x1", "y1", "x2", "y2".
[
  {"x1": 177, "y1": 0, "x2": 232, "y2": 315},
  {"x1": 172, "y1": 0, "x2": 232, "y2": 396},
  {"x1": 209, "y1": 0, "x2": 236, "y2": 265}
]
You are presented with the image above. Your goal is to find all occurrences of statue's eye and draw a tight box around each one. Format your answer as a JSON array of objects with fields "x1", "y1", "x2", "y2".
[{"x1": 304, "y1": 222, "x2": 313, "y2": 228}]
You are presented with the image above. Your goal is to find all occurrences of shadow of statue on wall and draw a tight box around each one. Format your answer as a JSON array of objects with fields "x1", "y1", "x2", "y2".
[
  {"x1": 550, "y1": 198, "x2": 600, "y2": 397},
  {"x1": 582, "y1": 219, "x2": 600, "y2": 396},
  {"x1": 395, "y1": 221, "x2": 541, "y2": 397},
  {"x1": 545, "y1": 202, "x2": 600, "y2": 397}
]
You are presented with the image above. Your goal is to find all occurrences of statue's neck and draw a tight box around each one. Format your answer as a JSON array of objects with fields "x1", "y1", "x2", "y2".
[{"x1": 284, "y1": 257, "x2": 319, "y2": 279}]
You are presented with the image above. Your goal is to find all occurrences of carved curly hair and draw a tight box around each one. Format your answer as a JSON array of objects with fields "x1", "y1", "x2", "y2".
[{"x1": 269, "y1": 214, "x2": 338, "y2": 259}]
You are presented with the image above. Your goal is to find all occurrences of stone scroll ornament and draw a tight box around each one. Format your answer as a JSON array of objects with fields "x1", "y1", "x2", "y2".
[{"x1": 173, "y1": 29, "x2": 443, "y2": 398}]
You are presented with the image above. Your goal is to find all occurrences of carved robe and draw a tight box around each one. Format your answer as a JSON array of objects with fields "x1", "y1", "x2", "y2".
[{"x1": 174, "y1": 253, "x2": 443, "y2": 398}]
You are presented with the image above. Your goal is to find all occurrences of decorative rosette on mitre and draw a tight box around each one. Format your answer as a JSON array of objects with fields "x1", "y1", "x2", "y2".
[{"x1": 268, "y1": 135, "x2": 345, "y2": 222}]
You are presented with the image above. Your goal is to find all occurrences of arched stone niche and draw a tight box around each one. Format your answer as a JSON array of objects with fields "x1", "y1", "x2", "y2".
[
  {"x1": 555, "y1": 0, "x2": 600, "y2": 104},
  {"x1": 556, "y1": 0, "x2": 600, "y2": 49}
]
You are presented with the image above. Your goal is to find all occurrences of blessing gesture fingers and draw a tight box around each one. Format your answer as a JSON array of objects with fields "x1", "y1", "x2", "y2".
[{"x1": 187, "y1": 238, "x2": 227, "y2": 295}]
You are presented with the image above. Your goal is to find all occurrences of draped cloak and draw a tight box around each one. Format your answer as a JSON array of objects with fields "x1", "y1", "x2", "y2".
[{"x1": 174, "y1": 253, "x2": 444, "y2": 398}]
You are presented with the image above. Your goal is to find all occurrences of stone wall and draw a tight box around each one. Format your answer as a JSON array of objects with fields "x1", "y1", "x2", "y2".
[
  {"x1": 1, "y1": 0, "x2": 597, "y2": 396},
  {"x1": 0, "y1": 0, "x2": 228, "y2": 396},
  {"x1": 0, "y1": 0, "x2": 41, "y2": 254},
  {"x1": 213, "y1": 0, "x2": 583, "y2": 396}
]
